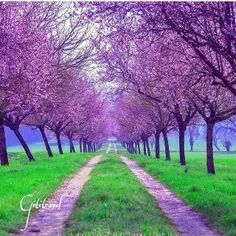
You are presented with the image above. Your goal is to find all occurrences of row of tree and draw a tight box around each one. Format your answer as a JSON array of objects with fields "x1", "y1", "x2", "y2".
[
  {"x1": 1, "y1": 2, "x2": 236, "y2": 175},
  {"x1": 115, "y1": 93, "x2": 236, "y2": 155},
  {"x1": 85, "y1": 2, "x2": 236, "y2": 174},
  {"x1": 0, "y1": 2, "x2": 108, "y2": 165},
  {"x1": 188, "y1": 124, "x2": 236, "y2": 153}
]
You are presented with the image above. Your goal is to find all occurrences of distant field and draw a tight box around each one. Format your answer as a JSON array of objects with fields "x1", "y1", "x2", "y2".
[{"x1": 143, "y1": 135, "x2": 236, "y2": 152}]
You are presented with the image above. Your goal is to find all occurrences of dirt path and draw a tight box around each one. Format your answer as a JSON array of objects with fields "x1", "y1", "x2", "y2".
[
  {"x1": 106, "y1": 141, "x2": 111, "y2": 153},
  {"x1": 14, "y1": 155, "x2": 102, "y2": 236},
  {"x1": 120, "y1": 155, "x2": 219, "y2": 236},
  {"x1": 113, "y1": 142, "x2": 117, "y2": 153}
]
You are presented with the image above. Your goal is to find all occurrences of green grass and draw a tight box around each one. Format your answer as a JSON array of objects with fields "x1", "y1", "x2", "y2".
[
  {"x1": 120, "y1": 149, "x2": 236, "y2": 236},
  {"x1": 0, "y1": 150, "x2": 95, "y2": 235},
  {"x1": 63, "y1": 153, "x2": 176, "y2": 235}
]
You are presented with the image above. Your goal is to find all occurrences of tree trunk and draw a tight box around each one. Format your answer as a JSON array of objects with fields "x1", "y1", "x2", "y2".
[
  {"x1": 162, "y1": 129, "x2": 170, "y2": 161},
  {"x1": 206, "y1": 122, "x2": 215, "y2": 174},
  {"x1": 146, "y1": 138, "x2": 151, "y2": 156},
  {"x1": 39, "y1": 126, "x2": 53, "y2": 157},
  {"x1": 155, "y1": 130, "x2": 161, "y2": 158},
  {"x1": 137, "y1": 142, "x2": 141, "y2": 154},
  {"x1": 79, "y1": 138, "x2": 82, "y2": 152},
  {"x1": 87, "y1": 142, "x2": 91, "y2": 153},
  {"x1": 214, "y1": 144, "x2": 221, "y2": 151},
  {"x1": 72, "y1": 140, "x2": 75, "y2": 152},
  {"x1": 13, "y1": 128, "x2": 35, "y2": 161},
  {"x1": 179, "y1": 126, "x2": 186, "y2": 165},
  {"x1": 143, "y1": 138, "x2": 147, "y2": 155},
  {"x1": 69, "y1": 138, "x2": 74, "y2": 153},
  {"x1": 98, "y1": 143, "x2": 101, "y2": 149},
  {"x1": 128, "y1": 143, "x2": 133, "y2": 153},
  {"x1": 56, "y1": 131, "x2": 63, "y2": 154},
  {"x1": 189, "y1": 136, "x2": 194, "y2": 152},
  {"x1": 224, "y1": 141, "x2": 231, "y2": 152},
  {"x1": 131, "y1": 142, "x2": 135, "y2": 153},
  {"x1": 0, "y1": 112, "x2": 8, "y2": 165},
  {"x1": 83, "y1": 139, "x2": 87, "y2": 152},
  {"x1": 134, "y1": 143, "x2": 137, "y2": 154}
]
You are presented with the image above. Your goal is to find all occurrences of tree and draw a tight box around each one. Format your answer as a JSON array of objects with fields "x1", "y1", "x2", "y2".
[
  {"x1": 0, "y1": 2, "x2": 98, "y2": 164},
  {"x1": 0, "y1": 2, "x2": 59, "y2": 163},
  {"x1": 24, "y1": 112, "x2": 53, "y2": 157},
  {"x1": 215, "y1": 121, "x2": 236, "y2": 152},
  {"x1": 188, "y1": 126, "x2": 200, "y2": 152},
  {"x1": 189, "y1": 77, "x2": 236, "y2": 173},
  {"x1": 93, "y1": 2, "x2": 236, "y2": 96},
  {"x1": 159, "y1": 2, "x2": 236, "y2": 97}
]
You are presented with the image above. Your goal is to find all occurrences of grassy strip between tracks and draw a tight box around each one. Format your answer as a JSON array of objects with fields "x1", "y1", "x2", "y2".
[
  {"x1": 63, "y1": 153, "x2": 176, "y2": 235},
  {"x1": 0, "y1": 151, "x2": 95, "y2": 236}
]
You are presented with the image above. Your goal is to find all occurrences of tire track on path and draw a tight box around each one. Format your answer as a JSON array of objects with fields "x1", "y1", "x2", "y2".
[
  {"x1": 114, "y1": 140, "x2": 218, "y2": 236},
  {"x1": 14, "y1": 155, "x2": 102, "y2": 236},
  {"x1": 106, "y1": 141, "x2": 111, "y2": 153}
]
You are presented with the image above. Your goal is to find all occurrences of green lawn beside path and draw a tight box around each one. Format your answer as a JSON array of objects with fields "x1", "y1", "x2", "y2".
[
  {"x1": 0, "y1": 151, "x2": 95, "y2": 235},
  {"x1": 122, "y1": 149, "x2": 236, "y2": 236}
]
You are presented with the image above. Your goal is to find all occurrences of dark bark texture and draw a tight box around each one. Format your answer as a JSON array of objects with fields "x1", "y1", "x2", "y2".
[
  {"x1": 0, "y1": 112, "x2": 8, "y2": 165},
  {"x1": 39, "y1": 126, "x2": 53, "y2": 157}
]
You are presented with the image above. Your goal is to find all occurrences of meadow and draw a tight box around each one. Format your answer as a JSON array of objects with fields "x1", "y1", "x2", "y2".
[
  {"x1": 0, "y1": 149, "x2": 95, "y2": 235},
  {"x1": 2, "y1": 140, "x2": 236, "y2": 235}
]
